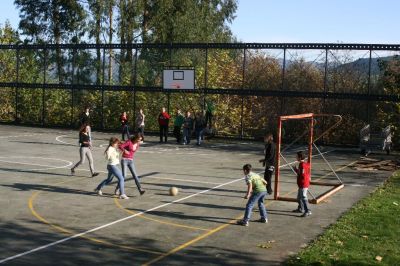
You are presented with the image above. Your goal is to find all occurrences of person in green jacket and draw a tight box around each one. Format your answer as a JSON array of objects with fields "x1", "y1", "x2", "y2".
[
  {"x1": 205, "y1": 99, "x2": 215, "y2": 129},
  {"x1": 173, "y1": 109, "x2": 185, "y2": 144}
]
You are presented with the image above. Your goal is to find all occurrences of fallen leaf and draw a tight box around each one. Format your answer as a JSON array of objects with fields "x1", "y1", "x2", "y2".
[
  {"x1": 362, "y1": 235, "x2": 368, "y2": 239},
  {"x1": 375, "y1": 255, "x2": 383, "y2": 262},
  {"x1": 336, "y1": 240, "x2": 343, "y2": 246},
  {"x1": 393, "y1": 202, "x2": 398, "y2": 206}
]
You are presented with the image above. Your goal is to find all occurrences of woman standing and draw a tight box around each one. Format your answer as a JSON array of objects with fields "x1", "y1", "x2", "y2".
[
  {"x1": 120, "y1": 111, "x2": 130, "y2": 141},
  {"x1": 136, "y1": 108, "x2": 145, "y2": 142},
  {"x1": 71, "y1": 124, "x2": 99, "y2": 177},
  {"x1": 117, "y1": 134, "x2": 145, "y2": 196},
  {"x1": 95, "y1": 137, "x2": 129, "y2": 199}
]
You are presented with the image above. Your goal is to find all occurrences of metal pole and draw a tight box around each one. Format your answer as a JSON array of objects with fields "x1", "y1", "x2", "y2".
[
  {"x1": 71, "y1": 48, "x2": 76, "y2": 127},
  {"x1": 167, "y1": 46, "x2": 171, "y2": 113},
  {"x1": 366, "y1": 49, "x2": 372, "y2": 123},
  {"x1": 240, "y1": 48, "x2": 246, "y2": 139},
  {"x1": 204, "y1": 48, "x2": 208, "y2": 111},
  {"x1": 101, "y1": 47, "x2": 106, "y2": 130},
  {"x1": 133, "y1": 48, "x2": 138, "y2": 124},
  {"x1": 322, "y1": 49, "x2": 329, "y2": 144},
  {"x1": 280, "y1": 48, "x2": 287, "y2": 115},
  {"x1": 42, "y1": 48, "x2": 47, "y2": 126},
  {"x1": 15, "y1": 47, "x2": 20, "y2": 123}
]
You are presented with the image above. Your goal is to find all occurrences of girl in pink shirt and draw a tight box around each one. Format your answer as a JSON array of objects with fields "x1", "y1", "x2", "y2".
[{"x1": 116, "y1": 134, "x2": 145, "y2": 195}]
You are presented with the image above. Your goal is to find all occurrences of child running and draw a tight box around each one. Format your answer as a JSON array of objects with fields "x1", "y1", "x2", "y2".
[
  {"x1": 71, "y1": 124, "x2": 99, "y2": 177},
  {"x1": 293, "y1": 151, "x2": 312, "y2": 217},
  {"x1": 116, "y1": 134, "x2": 145, "y2": 196},
  {"x1": 237, "y1": 164, "x2": 268, "y2": 226},
  {"x1": 95, "y1": 137, "x2": 129, "y2": 199}
]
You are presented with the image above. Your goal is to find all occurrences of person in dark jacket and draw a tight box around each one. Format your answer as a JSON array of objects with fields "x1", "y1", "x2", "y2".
[{"x1": 259, "y1": 133, "x2": 275, "y2": 194}]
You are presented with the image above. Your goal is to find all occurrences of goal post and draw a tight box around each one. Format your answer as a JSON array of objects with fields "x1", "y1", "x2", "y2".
[{"x1": 274, "y1": 113, "x2": 344, "y2": 204}]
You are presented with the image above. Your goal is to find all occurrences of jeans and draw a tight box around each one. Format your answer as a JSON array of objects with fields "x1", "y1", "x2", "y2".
[
  {"x1": 183, "y1": 128, "x2": 191, "y2": 144},
  {"x1": 195, "y1": 128, "x2": 204, "y2": 145},
  {"x1": 159, "y1": 125, "x2": 168, "y2": 142},
  {"x1": 297, "y1": 188, "x2": 310, "y2": 213},
  {"x1": 72, "y1": 147, "x2": 94, "y2": 174},
  {"x1": 121, "y1": 159, "x2": 142, "y2": 192},
  {"x1": 122, "y1": 125, "x2": 130, "y2": 141},
  {"x1": 243, "y1": 191, "x2": 267, "y2": 222},
  {"x1": 96, "y1": 164, "x2": 125, "y2": 195}
]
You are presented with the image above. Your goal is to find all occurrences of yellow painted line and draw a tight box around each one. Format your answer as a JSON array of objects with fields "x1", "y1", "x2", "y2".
[
  {"x1": 143, "y1": 159, "x2": 358, "y2": 265},
  {"x1": 28, "y1": 178, "x2": 163, "y2": 255},
  {"x1": 114, "y1": 198, "x2": 211, "y2": 232}
]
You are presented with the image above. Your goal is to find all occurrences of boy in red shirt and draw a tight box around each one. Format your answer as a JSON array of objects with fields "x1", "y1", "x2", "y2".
[{"x1": 293, "y1": 151, "x2": 312, "y2": 217}]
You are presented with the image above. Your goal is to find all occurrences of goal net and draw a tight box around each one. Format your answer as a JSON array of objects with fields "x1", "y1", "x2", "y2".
[{"x1": 274, "y1": 113, "x2": 344, "y2": 204}]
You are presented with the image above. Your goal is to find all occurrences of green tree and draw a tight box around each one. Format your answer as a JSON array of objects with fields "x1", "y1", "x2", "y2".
[{"x1": 15, "y1": 0, "x2": 86, "y2": 82}]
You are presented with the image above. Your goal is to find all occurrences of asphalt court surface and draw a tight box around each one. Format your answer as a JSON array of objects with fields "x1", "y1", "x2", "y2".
[{"x1": 0, "y1": 125, "x2": 394, "y2": 265}]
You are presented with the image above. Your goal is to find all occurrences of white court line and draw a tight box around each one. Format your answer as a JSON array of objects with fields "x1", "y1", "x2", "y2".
[
  {"x1": 55, "y1": 135, "x2": 76, "y2": 146},
  {"x1": 0, "y1": 133, "x2": 42, "y2": 139},
  {"x1": 0, "y1": 157, "x2": 72, "y2": 171},
  {"x1": 78, "y1": 169, "x2": 224, "y2": 186},
  {"x1": 0, "y1": 177, "x2": 243, "y2": 264}
]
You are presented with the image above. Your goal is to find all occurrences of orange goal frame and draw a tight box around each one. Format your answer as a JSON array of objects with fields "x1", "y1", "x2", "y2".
[{"x1": 274, "y1": 113, "x2": 344, "y2": 204}]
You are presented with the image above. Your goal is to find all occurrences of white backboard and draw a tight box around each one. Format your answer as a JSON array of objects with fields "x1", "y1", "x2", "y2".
[{"x1": 163, "y1": 69, "x2": 195, "y2": 90}]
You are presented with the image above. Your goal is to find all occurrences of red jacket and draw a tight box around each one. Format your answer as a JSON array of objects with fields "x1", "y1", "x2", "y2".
[
  {"x1": 158, "y1": 112, "x2": 171, "y2": 126},
  {"x1": 297, "y1": 161, "x2": 310, "y2": 188},
  {"x1": 120, "y1": 114, "x2": 128, "y2": 126}
]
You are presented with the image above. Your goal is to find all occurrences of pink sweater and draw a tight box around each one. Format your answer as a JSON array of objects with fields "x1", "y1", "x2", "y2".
[{"x1": 119, "y1": 140, "x2": 139, "y2": 160}]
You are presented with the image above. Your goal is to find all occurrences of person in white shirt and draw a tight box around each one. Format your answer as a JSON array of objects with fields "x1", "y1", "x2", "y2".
[{"x1": 95, "y1": 137, "x2": 129, "y2": 199}]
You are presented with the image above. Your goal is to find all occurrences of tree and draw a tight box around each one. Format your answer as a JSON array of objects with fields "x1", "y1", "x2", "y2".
[{"x1": 15, "y1": 0, "x2": 86, "y2": 82}]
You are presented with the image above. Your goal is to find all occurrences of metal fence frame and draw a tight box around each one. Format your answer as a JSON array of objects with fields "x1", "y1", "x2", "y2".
[{"x1": 1, "y1": 42, "x2": 399, "y2": 138}]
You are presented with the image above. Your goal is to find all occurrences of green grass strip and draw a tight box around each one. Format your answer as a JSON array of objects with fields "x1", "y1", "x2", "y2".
[{"x1": 286, "y1": 171, "x2": 400, "y2": 266}]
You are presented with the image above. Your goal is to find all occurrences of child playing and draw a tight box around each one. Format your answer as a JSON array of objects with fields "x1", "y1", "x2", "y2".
[
  {"x1": 237, "y1": 164, "x2": 268, "y2": 226},
  {"x1": 95, "y1": 137, "x2": 129, "y2": 199},
  {"x1": 116, "y1": 134, "x2": 145, "y2": 196},
  {"x1": 293, "y1": 151, "x2": 312, "y2": 217}
]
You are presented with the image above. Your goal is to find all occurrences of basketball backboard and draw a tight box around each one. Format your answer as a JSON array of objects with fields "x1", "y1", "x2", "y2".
[{"x1": 163, "y1": 68, "x2": 195, "y2": 90}]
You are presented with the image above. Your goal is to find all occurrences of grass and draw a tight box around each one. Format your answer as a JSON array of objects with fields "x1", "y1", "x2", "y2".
[{"x1": 286, "y1": 171, "x2": 400, "y2": 266}]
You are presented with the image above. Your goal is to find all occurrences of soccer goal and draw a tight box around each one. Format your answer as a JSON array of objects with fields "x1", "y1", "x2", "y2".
[{"x1": 274, "y1": 113, "x2": 344, "y2": 204}]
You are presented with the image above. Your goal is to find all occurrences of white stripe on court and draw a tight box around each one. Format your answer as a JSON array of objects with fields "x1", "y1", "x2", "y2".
[
  {"x1": 55, "y1": 135, "x2": 76, "y2": 146},
  {"x1": 0, "y1": 177, "x2": 243, "y2": 264},
  {"x1": 0, "y1": 157, "x2": 73, "y2": 171},
  {"x1": 0, "y1": 133, "x2": 42, "y2": 139}
]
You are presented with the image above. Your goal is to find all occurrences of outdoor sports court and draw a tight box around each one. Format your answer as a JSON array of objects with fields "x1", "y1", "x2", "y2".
[{"x1": 0, "y1": 125, "x2": 393, "y2": 265}]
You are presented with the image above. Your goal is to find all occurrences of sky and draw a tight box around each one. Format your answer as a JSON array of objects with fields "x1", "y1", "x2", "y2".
[{"x1": 0, "y1": 0, "x2": 399, "y2": 44}]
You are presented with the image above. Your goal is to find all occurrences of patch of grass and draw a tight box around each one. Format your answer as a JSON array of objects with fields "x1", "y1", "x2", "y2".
[{"x1": 286, "y1": 171, "x2": 400, "y2": 266}]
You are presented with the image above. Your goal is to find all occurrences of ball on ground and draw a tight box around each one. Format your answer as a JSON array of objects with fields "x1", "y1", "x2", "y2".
[{"x1": 169, "y1": 186, "x2": 178, "y2": 196}]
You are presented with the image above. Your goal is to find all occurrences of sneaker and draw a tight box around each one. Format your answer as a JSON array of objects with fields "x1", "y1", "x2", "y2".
[
  {"x1": 119, "y1": 194, "x2": 129, "y2": 199},
  {"x1": 267, "y1": 188, "x2": 273, "y2": 195},
  {"x1": 114, "y1": 188, "x2": 120, "y2": 196},
  {"x1": 301, "y1": 211, "x2": 312, "y2": 217},
  {"x1": 258, "y1": 218, "x2": 268, "y2": 223},
  {"x1": 236, "y1": 220, "x2": 249, "y2": 226},
  {"x1": 94, "y1": 189, "x2": 102, "y2": 196},
  {"x1": 92, "y1": 172, "x2": 99, "y2": 177},
  {"x1": 71, "y1": 168, "x2": 75, "y2": 175},
  {"x1": 292, "y1": 209, "x2": 303, "y2": 213},
  {"x1": 140, "y1": 190, "x2": 146, "y2": 195}
]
